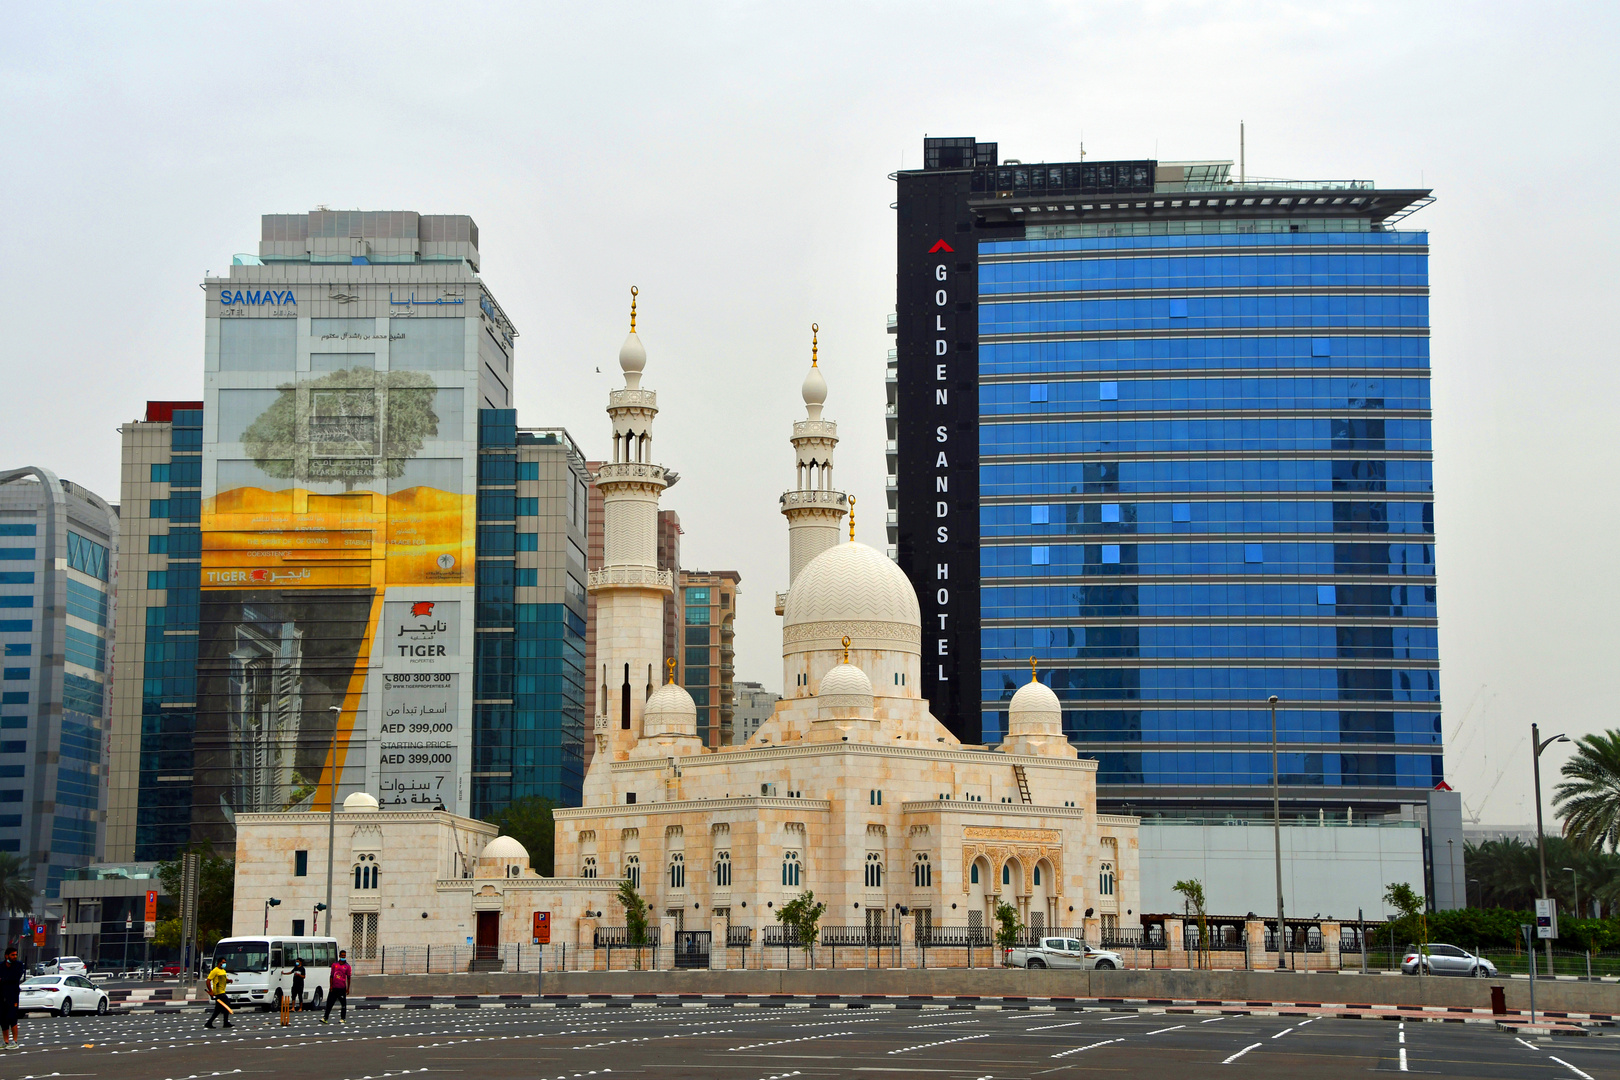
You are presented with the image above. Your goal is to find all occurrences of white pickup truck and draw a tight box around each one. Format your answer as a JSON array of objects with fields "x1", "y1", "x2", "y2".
[{"x1": 1004, "y1": 936, "x2": 1123, "y2": 970}]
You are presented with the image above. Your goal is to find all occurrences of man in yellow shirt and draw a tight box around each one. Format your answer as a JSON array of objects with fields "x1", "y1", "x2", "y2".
[{"x1": 204, "y1": 959, "x2": 232, "y2": 1030}]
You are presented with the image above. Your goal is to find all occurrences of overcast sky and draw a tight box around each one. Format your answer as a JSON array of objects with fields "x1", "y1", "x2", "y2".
[{"x1": 3, "y1": 2, "x2": 1615, "y2": 831}]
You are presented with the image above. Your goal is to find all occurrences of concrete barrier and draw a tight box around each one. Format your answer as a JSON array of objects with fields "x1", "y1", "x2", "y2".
[{"x1": 353, "y1": 967, "x2": 1619, "y2": 1015}]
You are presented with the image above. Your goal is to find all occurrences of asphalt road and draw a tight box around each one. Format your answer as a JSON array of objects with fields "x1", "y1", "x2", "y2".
[{"x1": 0, "y1": 1002, "x2": 1611, "y2": 1080}]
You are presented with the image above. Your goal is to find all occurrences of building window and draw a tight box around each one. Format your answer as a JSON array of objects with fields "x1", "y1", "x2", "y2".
[
  {"x1": 1245, "y1": 544, "x2": 1263, "y2": 564},
  {"x1": 864, "y1": 852, "x2": 883, "y2": 889},
  {"x1": 1028, "y1": 384, "x2": 1048, "y2": 403},
  {"x1": 352, "y1": 858, "x2": 379, "y2": 890},
  {"x1": 292, "y1": 919, "x2": 305, "y2": 937},
  {"x1": 668, "y1": 852, "x2": 685, "y2": 889},
  {"x1": 913, "y1": 853, "x2": 931, "y2": 888},
  {"x1": 1101, "y1": 545, "x2": 1120, "y2": 564},
  {"x1": 1099, "y1": 381, "x2": 1118, "y2": 401},
  {"x1": 294, "y1": 850, "x2": 308, "y2": 877},
  {"x1": 1317, "y1": 584, "x2": 1337, "y2": 605},
  {"x1": 969, "y1": 863, "x2": 979, "y2": 885},
  {"x1": 1172, "y1": 503, "x2": 1192, "y2": 522},
  {"x1": 1033, "y1": 865, "x2": 1042, "y2": 887},
  {"x1": 869, "y1": 789, "x2": 882, "y2": 805},
  {"x1": 1100, "y1": 503, "x2": 1121, "y2": 523},
  {"x1": 684, "y1": 586, "x2": 710, "y2": 604},
  {"x1": 782, "y1": 850, "x2": 801, "y2": 887},
  {"x1": 626, "y1": 854, "x2": 641, "y2": 889},
  {"x1": 715, "y1": 850, "x2": 731, "y2": 888},
  {"x1": 351, "y1": 912, "x2": 378, "y2": 960},
  {"x1": 1030, "y1": 505, "x2": 1049, "y2": 525},
  {"x1": 581, "y1": 855, "x2": 598, "y2": 879},
  {"x1": 1099, "y1": 862, "x2": 1115, "y2": 896},
  {"x1": 1031, "y1": 546, "x2": 1050, "y2": 566},
  {"x1": 1002, "y1": 863, "x2": 1011, "y2": 886}
]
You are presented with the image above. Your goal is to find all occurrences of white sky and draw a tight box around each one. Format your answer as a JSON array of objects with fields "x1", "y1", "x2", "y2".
[{"x1": 2, "y1": 2, "x2": 1615, "y2": 831}]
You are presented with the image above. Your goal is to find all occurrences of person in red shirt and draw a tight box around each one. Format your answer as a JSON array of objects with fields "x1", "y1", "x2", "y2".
[{"x1": 322, "y1": 950, "x2": 352, "y2": 1024}]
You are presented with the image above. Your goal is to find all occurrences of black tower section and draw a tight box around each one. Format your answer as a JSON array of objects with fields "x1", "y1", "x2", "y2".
[{"x1": 894, "y1": 137, "x2": 1001, "y2": 744}]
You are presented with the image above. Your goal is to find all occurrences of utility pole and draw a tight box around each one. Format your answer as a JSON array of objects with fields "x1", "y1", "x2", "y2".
[
  {"x1": 1269, "y1": 695, "x2": 1285, "y2": 969},
  {"x1": 325, "y1": 704, "x2": 343, "y2": 937},
  {"x1": 1531, "y1": 723, "x2": 1568, "y2": 977}
]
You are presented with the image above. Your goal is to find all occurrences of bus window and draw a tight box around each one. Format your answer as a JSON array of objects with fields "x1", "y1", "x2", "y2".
[
  {"x1": 270, "y1": 943, "x2": 283, "y2": 968},
  {"x1": 318, "y1": 942, "x2": 335, "y2": 966}
]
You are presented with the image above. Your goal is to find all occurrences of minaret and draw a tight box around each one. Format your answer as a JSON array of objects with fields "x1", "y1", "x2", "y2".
[
  {"x1": 777, "y1": 324, "x2": 848, "y2": 610},
  {"x1": 585, "y1": 288, "x2": 676, "y2": 787}
]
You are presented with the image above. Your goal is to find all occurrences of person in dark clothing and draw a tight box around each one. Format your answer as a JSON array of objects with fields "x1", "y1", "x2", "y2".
[
  {"x1": 322, "y1": 950, "x2": 351, "y2": 1023},
  {"x1": 288, "y1": 956, "x2": 306, "y2": 1011},
  {"x1": 0, "y1": 947, "x2": 24, "y2": 1049}
]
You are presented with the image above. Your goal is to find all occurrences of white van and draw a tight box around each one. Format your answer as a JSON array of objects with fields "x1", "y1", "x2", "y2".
[{"x1": 211, "y1": 936, "x2": 338, "y2": 1010}]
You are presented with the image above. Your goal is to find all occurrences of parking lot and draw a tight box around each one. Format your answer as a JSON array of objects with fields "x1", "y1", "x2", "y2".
[{"x1": 0, "y1": 999, "x2": 1611, "y2": 1080}]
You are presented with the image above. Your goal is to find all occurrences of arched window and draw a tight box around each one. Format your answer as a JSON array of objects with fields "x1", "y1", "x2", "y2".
[
  {"x1": 782, "y1": 850, "x2": 801, "y2": 887},
  {"x1": 669, "y1": 852, "x2": 686, "y2": 889},
  {"x1": 970, "y1": 863, "x2": 979, "y2": 885},
  {"x1": 626, "y1": 854, "x2": 641, "y2": 889},
  {"x1": 864, "y1": 851, "x2": 884, "y2": 888},
  {"x1": 1033, "y1": 865, "x2": 1042, "y2": 887},
  {"x1": 581, "y1": 855, "x2": 598, "y2": 879},
  {"x1": 913, "y1": 853, "x2": 931, "y2": 888},
  {"x1": 715, "y1": 850, "x2": 732, "y2": 888},
  {"x1": 1099, "y1": 862, "x2": 1115, "y2": 897},
  {"x1": 1002, "y1": 863, "x2": 1011, "y2": 886}
]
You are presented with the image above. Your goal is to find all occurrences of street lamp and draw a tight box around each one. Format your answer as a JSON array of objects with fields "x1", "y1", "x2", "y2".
[
  {"x1": 264, "y1": 897, "x2": 281, "y2": 933},
  {"x1": 1268, "y1": 695, "x2": 1286, "y2": 969},
  {"x1": 1467, "y1": 878, "x2": 1481, "y2": 909},
  {"x1": 1531, "y1": 723, "x2": 1569, "y2": 975},
  {"x1": 1563, "y1": 867, "x2": 1580, "y2": 921},
  {"x1": 325, "y1": 704, "x2": 344, "y2": 938}
]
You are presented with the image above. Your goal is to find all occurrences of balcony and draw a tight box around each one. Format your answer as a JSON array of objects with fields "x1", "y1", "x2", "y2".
[
  {"x1": 587, "y1": 566, "x2": 674, "y2": 593},
  {"x1": 886, "y1": 511, "x2": 898, "y2": 527},
  {"x1": 886, "y1": 313, "x2": 897, "y2": 334},
  {"x1": 885, "y1": 476, "x2": 897, "y2": 492},
  {"x1": 885, "y1": 403, "x2": 897, "y2": 418}
]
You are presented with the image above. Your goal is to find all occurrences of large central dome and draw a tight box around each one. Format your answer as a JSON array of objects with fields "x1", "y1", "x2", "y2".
[{"x1": 782, "y1": 541, "x2": 921, "y2": 656}]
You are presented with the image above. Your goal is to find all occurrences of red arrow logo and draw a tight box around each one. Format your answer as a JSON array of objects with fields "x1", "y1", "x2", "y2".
[{"x1": 928, "y1": 239, "x2": 955, "y2": 253}]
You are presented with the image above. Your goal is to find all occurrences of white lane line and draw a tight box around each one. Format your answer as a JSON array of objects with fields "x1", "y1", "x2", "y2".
[
  {"x1": 887, "y1": 1033, "x2": 991, "y2": 1055},
  {"x1": 1515, "y1": 1037, "x2": 1542, "y2": 1051},
  {"x1": 1548, "y1": 1057, "x2": 1594, "y2": 1080},
  {"x1": 1399, "y1": 1046, "x2": 1408, "y2": 1072},
  {"x1": 1223, "y1": 1042, "x2": 1262, "y2": 1064},
  {"x1": 1145, "y1": 1025, "x2": 1185, "y2": 1036},
  {"x1": 1027, "y1": 1020, "x2": 1088, "y2": 1031},
  {"x1": 1398, "y1": 1029, "x2": 1405, "y2": 1044},
  {"x1": 1297, "y1": 1018, "x2": 1315, "y2": 1026},
  {"x1": 1098, "y1": 1014, "x2": 1138, "y2": 1022},
  {"x1": 1200, "y1": 1016, "x2": 1227, "y2": 1023},
  {"x1": 1270, "y1": 1026, "x2": 1296, "y2": 1039},
  {"x1": 1051, "y1": 1038, "x2": 1121, "y2": 1058}
]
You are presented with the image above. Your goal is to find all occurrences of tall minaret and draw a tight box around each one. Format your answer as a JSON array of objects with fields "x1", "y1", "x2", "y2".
[
  {"x1": 585, "y1": 288, "x2": 676, "y2": 786},
  {"x1": 778, "y1": 324, "x2": 849, "y2": 605}
]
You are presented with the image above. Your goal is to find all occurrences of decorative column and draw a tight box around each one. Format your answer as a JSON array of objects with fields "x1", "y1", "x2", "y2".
[
  {"x1": 1164, "y1": 916, "x2": 1187, "y2": 968},
  {"x1": 709, "y1": 914, "x2": 728, "y2": 970}
]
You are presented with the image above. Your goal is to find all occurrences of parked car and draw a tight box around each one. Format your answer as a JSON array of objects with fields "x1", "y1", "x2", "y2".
[
  {"x1": 43, "y1": 956, "x2": 87, "y2": 976},
  {"x1": 29, "y1": 962, "x2": 46, "y2": 977},
  {"x1": 1004, "y1": 937, "x2": 1124, "y2": 970},
  {"x1": 1401, "y1": 943, "x2": 1497, "y2": 977},
  {"x1": 159, "y1": 962, "x2": 184, "y2": 978},
  {"x1": 18, "y1": 975, "x2": 110, "y2": 1016}
]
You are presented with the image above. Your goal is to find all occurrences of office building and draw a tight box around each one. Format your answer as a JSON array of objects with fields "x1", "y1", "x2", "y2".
[
  {"x1": 0, "y1": 468, "x2": 118, "y2": 915},
  {"x1": 107, "y1": 402, "x2": 203, "y2": 862},
  {"x1": 892, "y1": 138, "x2": 1441, "y2": 823},
  {"x1": 472, "y1": 417, "x2": 589, "y2": 811},
  {"x1": 730, "y1": 680, "x2": 779, "y2": 744},
  {"x1": 678, "y1": 570, "x2": 739, "y2": 747}
]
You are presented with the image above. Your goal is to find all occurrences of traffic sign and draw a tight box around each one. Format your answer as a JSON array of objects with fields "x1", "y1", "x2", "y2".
[
  {"x1": 532, "y1": 911, "x2": 550, "y2": 945},
  {"x1": 1535, "y1": 898, "x2": 1559, "y2": 939}
]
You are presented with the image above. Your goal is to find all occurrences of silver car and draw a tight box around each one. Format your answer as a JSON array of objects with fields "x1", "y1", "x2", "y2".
[{"x1": 1400, "y1": 943, "x2": 1497, "y2": 977}]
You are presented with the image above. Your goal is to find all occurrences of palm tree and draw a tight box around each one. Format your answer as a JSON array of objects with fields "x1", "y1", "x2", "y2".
[
  {"x1": 1554, "y1": 730, "x2": 1620, "y2": 851},
  {"x1": 0, "y1": 852, "x2": 33, "y2": 917}
]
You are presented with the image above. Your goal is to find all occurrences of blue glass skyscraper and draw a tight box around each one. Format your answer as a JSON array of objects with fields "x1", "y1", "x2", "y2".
[{"x1": 893, "y1": 141, "x2": 1440, "y2": 818}]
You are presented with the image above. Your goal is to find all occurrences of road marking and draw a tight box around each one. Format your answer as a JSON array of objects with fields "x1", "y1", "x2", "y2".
[
  {"x1": 1051, "y1": 1039, "x2": 1120, "y2": 1058},
  {"x1": 1222, "y1": 1042, "x2": 1262, "y2": 1064},
  {"x1": 905, "y1": 1019, "x2": 980, "y2": 1030},
  {"x1": 887, "y1": 1033, "x2": 991, "y2": 1055},
  {"x1": 1270, "y1": 1026, "x2": 1295, "y2": 1039},
  {"x1": 1027, "y1": 1021, "x2": 1087, "y2": 1031},
  {"x1": 1398, "y1": 1029, "x2": 1405, "y2": 1044},
  {"x1": 1548, "y1": 1058, "x2": 1594, "y2": 1080},
  {"x1": 1145, "y1": 1025, "x2": 1184, "y2": 1036},
  {"x1": 1200, "y1": 1016, "x2": 1226, "y2": 1023},
  {"x1": 728, "y1": 1030, "x2": 862, "y2": 1052},
  {"x1": 1515, "y1": 1038, "x2": 1541, "y2": 1051},
  {"x1": 1098, "y1": 1014, "x2": 1137, "y2": 1021}
]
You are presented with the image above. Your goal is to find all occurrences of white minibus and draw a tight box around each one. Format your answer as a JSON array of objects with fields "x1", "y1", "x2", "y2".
[{"x1": 211, "y1": 936, "x2": 338, "y2": 1010}]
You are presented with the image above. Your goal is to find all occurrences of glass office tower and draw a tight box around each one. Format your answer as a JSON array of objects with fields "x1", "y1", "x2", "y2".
[{"x1": 894, "y1": 140, "x2": 1440, "y2": 818}]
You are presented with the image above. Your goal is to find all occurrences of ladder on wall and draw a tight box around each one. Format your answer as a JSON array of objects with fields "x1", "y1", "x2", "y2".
[{"x1": 1012, "y1": 765, "x2": 1033, "y2": 804}]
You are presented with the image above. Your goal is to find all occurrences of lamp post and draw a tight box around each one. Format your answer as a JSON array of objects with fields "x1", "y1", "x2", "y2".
[
  {"x1": 1467, "y1": 878, "x2": 1480, "y2": 909},
  {"x1": 1531, "y1": 722, "x2": 1569, "y2": 976},
  {"x1": 1563, "y1": 867, "x2": 1579, "y2": 921},
  {"x1": 263, "y1": 897, "x2": 280, "y2": 934},
  {"x1": 1268, "y1": 695, "x2": 1286, "y2": 969},
  {"x1": 325, "y1": 704, "x2": 344, "y2": 938}
]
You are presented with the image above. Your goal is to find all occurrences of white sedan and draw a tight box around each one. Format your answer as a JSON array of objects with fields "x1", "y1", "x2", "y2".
[{"x1": 19, "y1": 975, "x2": 109, "y2": 1016}]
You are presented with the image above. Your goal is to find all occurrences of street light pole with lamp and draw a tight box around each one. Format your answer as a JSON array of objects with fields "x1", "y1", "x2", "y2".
[
  {"x1": 1268, "y1": 695, "x2": 1286, "y2": 969},
  {"x1": 1531, "y1": 722, "x2": 1569, "y2": 976},
  {"x1": 264, "y1": 897, "x2": 280, "y2": 934},
  {"x1": 1563, "y1": 867, "x2": 1580, "y2": 921},
  {"x1": 325, "y1": 704, "x2": 345, "y2": 938}
]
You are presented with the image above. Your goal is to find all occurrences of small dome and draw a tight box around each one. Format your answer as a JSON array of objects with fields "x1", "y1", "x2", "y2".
[
  {"x1": 480, "y1": 835, "x2": 529, "y2": 862},
  {"x1": 783, "y1": 542, "x2": 920, "y2": 649},
  {"x1": 818, "y1": 662, "x2": 874, "y2": 720},
  {"x1": 342, "y1": 792, "x2": 379, "y2": 812},
  {"x1": 1008, "y1": 678, "x2": 1063, "y2": 737},
  {"x1": 801, "y1": 364, "x2": 827, "y2": 407},
  {"x1": 643, "y1": 680, "x2": 697, "y2": 738},
  {"x1": 618, "y1": 331, "x2": 646, "y2": 374}
]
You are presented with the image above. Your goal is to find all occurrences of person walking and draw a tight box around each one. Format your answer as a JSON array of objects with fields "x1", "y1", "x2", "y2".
[
  {"x1": 288, "y1": 955, "x2": 306, "y2": 1012},
  {"x1": 0, "y1": 946, "x2": 24, "y2": 1050},
  {"x1": 322, "y1": 950, "x2": 351, "y2": 1024},
  {"x1": 204, "y1": 958, "x2": 232, "y2": 1029}
]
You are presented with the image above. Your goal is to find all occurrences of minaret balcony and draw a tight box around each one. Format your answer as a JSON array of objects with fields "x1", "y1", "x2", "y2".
[
  {"x1": 780, "y1": 489, "x2": 848, "y2": 510},
  {"x1": 587, "y1": 566, "x2": 674, "y2": 593},
  {"x1": 607, "y1": 388, "x2": 658, "y2": 410},
  {"x1": 594, "y1": 461, "x2": 671, "y2": 486},
  {"x1": 791, "y1": 420, "x2": 838, "y2": 440}
]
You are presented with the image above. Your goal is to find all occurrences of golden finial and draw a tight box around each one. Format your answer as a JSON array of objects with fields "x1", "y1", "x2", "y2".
[
  {"x1": 629, "y1": 285, "x2": 639, "y2": 333},
  {"x1": 1030, "y1": 655, "x2": 1039, "y2": 684},
  {"x1": 811, "y1": 323, "x2": 819, "y2": 367},
  {"x1": 841, "y1": 635, "x2": 851, "y2": 664},
  {"x1": 848, "y1": 495, "x2": 856, "y2": 541},
  {"x1": 666, "y1": 657, "x2": 676, "y2": 684}
]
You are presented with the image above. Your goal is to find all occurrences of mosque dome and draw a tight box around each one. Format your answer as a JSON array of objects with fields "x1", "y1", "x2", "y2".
[
  {"x1": 619, "y1": 331, "x2": 646, "y2": 375},
  {"x1": 817, "y1": 662, "x2": 874, "y2": 717},
  {"x1": 480, "y1": 835, "x2": 529, "y2": 862},
  {"x1": 642, "y1": 680, "x2": 698, "y2": 738},
  {"x1": 782, "y1": 542, "x2": 921, "y2": 656},
  {"x1": 342, "y1": 792, "x2": 379, "y2": 812},
  {"x1": 1007, "y1": 677, "x2": 1063, "y2": 737},
  {"x1": 801, "y1": 364, "x2": 828, "y2": 407}
]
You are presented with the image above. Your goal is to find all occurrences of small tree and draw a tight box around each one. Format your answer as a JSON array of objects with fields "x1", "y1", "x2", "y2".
[
  {"x1": 617, "y1": 877, "x2": 649, "y2": 970},
  {"x1": 994, "y1": 901, "x2": 1024, "y2": 949},
  {"x1": 156, "y1": 847, "x2": 236, "y2": 948},
  {"x1": 776, "y1": 890, "x2": 826, "y2": 965},
  {"x1": 1384, "y1": 881, "x2": 1427, "y2": 967},
  {"x1": 1173, "y1": 878, "x2": 1209, "y2": 969},
  {"x1": 0, "y1": 852, "x2": 33, "y2": 920}
]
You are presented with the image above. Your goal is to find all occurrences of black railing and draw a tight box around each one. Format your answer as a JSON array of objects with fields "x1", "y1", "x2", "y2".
[
  {"x1": 917, "y1": 926, "x2": 993, "y2": 947},
  {"x1": 821, "y1": 925, "x2": 897, "y2": 947},
  {"x1": 725, "y1": 925, "x2": 753, "y2": 947},
  {"x1": 593, "y1": 925, "x2": 661, "y2": 948}
]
